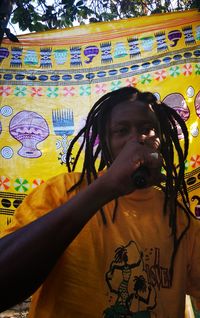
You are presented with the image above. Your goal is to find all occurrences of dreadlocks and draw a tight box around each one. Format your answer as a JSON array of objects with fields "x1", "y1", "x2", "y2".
[{"x1": 66, "y1": 86, "x2": 193, "y2": 284}]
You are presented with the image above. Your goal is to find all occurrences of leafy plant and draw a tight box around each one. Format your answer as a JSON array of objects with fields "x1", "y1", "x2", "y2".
[{"x1": 1, "y1": 0, "x2": 200, "y2": 40}]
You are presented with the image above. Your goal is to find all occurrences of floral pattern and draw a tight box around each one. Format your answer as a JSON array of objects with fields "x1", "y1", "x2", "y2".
[
  {"x1": 182, "y1": 64, "x2": 192, "y2": 76},
  {"x1": 195, "y1": 64, "x2": 200, "y2": 75},
  {"x1": 63, "y1": 86, "x2": 75, "y2": 96},
  {"x1": 80, "y1": 85, "x2": 91, "y2": 96},
  {"x1": 154, "y1": 70, "x2": 167, "y2": 81},
  {"x1": 0, "y1": 176, "x2": 10, "y2": 191},
  {"x1": 47, "y1": 87, "x2": 59, "y2": 97},
  {"x1": 30, "y1": 87, "x2": 43, "y2": 97},
  {"x1": 190, "y1": 155, "x2": 200, "y2": 169},
  {"x1": 140, "y1": 74, "x2": 152, "y2": 84},
  {"x1": 14, "y1": 86, "x2": 27, "y2": 97},
  {"x1": 0, "y1": 86, "x2": 12, "y2": 96},
  {"x1": 111, "y1": 80, "x2": 122, "y2": 91},
  {"x1": 126, "y1": 77, "x2": 137, "y2": 86},
  {"x1": 169, "y1": 66, "x2": 180, "y2": 77},
  {"x1": 14, "y1": 178, "x2": 30, "y2": 192},
  {"x1": 32, "y1": 179, "x2": 45, "y2": 188},
  {"x1": 95, "y1": 83, "x2": 107, "y2": 94}
]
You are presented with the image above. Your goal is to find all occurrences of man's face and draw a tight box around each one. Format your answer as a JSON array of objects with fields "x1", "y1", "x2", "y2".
[{"x1": 107, "y1": 99, "x2": 161, "y2": 160}]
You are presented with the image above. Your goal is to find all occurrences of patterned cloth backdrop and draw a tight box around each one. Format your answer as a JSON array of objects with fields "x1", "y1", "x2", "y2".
[{"x1": 0, "y1": 9, "x2": 200, "y2": 232}]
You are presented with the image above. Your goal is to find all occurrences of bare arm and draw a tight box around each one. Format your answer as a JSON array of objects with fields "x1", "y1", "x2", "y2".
[{"x1": 0, "y1": 174, "x2": 117, "y2": 311}]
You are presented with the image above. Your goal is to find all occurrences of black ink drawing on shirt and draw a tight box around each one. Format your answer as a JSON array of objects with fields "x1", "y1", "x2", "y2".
[{"x1": 103, "y1": 240, "x2": 158, "y2": 318}]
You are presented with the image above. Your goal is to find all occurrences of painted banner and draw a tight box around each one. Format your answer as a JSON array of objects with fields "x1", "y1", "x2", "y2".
[{"x1": 0, "y1": 9, "x2": 200, "y2": 231}]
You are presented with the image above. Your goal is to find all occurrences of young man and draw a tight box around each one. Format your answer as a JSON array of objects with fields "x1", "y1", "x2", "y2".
[{"x1": 0, "y1": 87, "x2": 200, "y2": 317}]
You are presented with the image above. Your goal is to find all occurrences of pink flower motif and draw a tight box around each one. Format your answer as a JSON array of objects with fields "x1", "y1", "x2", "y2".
[
  {"x1": 0, "y1": 176, "x2": 10, "y2": 190},
  {"x1": 95, "y1": 84, "x2": 107, "y2": 94},
  {"x1": 63, "y1": 86, "x2": 75, "y2": 96},
  {"x1": 183, "y1": 64, "x2": 192, "y2": 76},
  {"x1": 190, "y1": 155, "x2": 200, "y2": 168},
  {"x1": 0, "y1": 86, "x2": 11, "y2": 96},
  {"x1": 126, "y1": 77, "x2": 137, "y2": 87},
  {"x1": 31, "y1": 87, "x2": 43, "y2": 97},
  {"x1": 154, "y1": 70, "x2": 167, "y2": 81}
]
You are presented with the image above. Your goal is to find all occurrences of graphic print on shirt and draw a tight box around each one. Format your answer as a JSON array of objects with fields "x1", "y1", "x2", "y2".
[{"x1": 103, "y1": 240, "x2": 171, "y2": 317}]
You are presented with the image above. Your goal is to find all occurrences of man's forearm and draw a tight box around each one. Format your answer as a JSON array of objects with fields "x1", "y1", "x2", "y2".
[{"x1": 0, "y1": 174, "x2": 116, "y2": 312}]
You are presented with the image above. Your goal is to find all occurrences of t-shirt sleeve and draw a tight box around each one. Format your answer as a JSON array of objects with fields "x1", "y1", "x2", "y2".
[
  {"x1": 0, "y1": 173, "x2": 79, "y2": 237},
  {"x1": 186, "y1": 217, "x2": 200, "y2": 301}
]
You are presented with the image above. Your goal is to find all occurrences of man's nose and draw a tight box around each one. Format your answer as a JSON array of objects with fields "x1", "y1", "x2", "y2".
[
  {"x1": 127, "y1": 128, "x2": 147, "y2": 144},
  {"x1": 138, "y1": 133, "x2": 147, "y2": 145}
]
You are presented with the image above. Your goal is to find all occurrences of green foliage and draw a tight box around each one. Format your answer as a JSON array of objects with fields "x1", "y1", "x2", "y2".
[{"x1": 7, "y1": 0, "x2": 200, "y2": 33}]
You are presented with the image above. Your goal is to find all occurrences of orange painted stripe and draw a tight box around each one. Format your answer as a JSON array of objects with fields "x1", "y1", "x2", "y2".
[{"x1": 2, "y1": 10, "x2": 199, "y2": 47}]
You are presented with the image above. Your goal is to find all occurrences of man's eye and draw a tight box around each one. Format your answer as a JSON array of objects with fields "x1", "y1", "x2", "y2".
[
  {"x1": 141, "y1": 127, "x2": 156, "y2": 135},
  {"x1": 114, "y1": 127, "x2": 128, "y2": 134}
]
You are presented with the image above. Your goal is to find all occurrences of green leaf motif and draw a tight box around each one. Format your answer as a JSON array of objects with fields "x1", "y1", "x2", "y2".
[
  {"x1": 140, "y1": 74, "x2": 152, "y2": 84},
  {"x1": 14, "y1": 86, "x2": 27, "y2": 97},
  {"x1": 111, "y1": 81, "x2": 122, "y2": 91},
  {"x1": 195, "y1": 64, "x2": 200, "y2": 75},
  {"x1": 169, "y1": 66, "x2": 180, "y2": 77},
  {"x1": 14, "y1": 178, "x2": 29, "y2": 192},
  {"x1": 47, "y1": 87, "x2": 59, "y2": 97},
  {"x1": 80, "y1": 86, "x2": 91, "y2": 96}
]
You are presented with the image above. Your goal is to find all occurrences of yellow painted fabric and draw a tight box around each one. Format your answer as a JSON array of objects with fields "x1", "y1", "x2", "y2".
[{"x1": 0, "y1": 10, "x2": 200, "y2": 231}]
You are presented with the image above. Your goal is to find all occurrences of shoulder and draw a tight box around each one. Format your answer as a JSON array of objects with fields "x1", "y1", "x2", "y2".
[
  {"x1": 176, "y1": 202, "x2": 200, "y2": 253},
  {"x1": 26, "y1": 171, "x2": 86, "y2": 205},
  {"x1": 45, "y1": 172, "x2": 83, "y2": 191},
  {"x1": 187, "y1": 213, "x2": 200, "y2": 240},
  {"x1": 0, "y1": 172, "x2": 85, "y2": 235},
  {"x1": 176, "y1": 201, "x2": 200, "y2": 229}
]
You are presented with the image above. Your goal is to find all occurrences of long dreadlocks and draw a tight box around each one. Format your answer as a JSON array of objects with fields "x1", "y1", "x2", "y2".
[{"x1": 66, "y1": 86, "x2": 194, "y2": 284}]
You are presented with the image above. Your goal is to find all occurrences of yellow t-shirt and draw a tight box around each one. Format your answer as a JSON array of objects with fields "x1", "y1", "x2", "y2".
[{"x1": 2, "y1": 172, "x2": 200, "y2": 318}]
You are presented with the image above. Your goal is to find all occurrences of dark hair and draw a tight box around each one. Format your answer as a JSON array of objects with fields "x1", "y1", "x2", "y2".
[{"x1": 66, "y1": 86, "x2": 193, "y2": 284}]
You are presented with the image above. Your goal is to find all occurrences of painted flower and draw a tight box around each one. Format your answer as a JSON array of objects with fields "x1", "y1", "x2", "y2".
[
  {"x1": 182, "y1": 64, "x2": 192, "y2": 76},
  {"x1": 63, "y1": 86, "x2": 75, "y2": 96},
  {"x1": 0, "y1": 176, "x2": 10, "y2": 191},
  {"x1": 140, "y1": 74, "x2": 152, "y2": 84},
  {"x1": 154, "y1": 70, "x2": 167, "y2": 81},
  {"x1": 0, "y1": 86, "x2": 12, "y2": 96},
  {"x1": 14, "y1": 178, "x2": 30, "y2": 192},
  {"x1": 31, "y1": 87, "x2": 43, "y2": 97},
  {"x1": 14, "y1": 86, "x2": 27, "y2": 97},
  {"x1": 195, "y1": 64, "x2": 200, "y2": 75},
  {"x1": 47, "y1": 87, "x2": 59, "y2": 98},
  {"x1": 95, "y1": 83, "x2": 107, "y2": 94},
  {"x1": 190, "y1": 155, "x2": 200, "y2": 169},
  {"x1": 111, "y1": 80, "x2": 122, "y2": 91},
  {"x1": 32, "y1": 179, "x2": 44, "y2": 188},
  {"x1": 80, "y1": 85, "x2": 91, "y2": 96},
  {"x1": 169, "y1": 66, "x2": 180, "y2": 77},
  {"x1": 126, "y1": 77, "x2": 137, "y2": 87}
]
